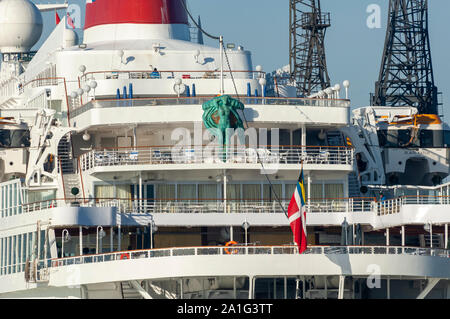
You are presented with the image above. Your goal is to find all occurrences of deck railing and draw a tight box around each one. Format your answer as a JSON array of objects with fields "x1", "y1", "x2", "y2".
[
  {"x1": 17, "y1": 197, "x2": 374, "y2": 215},
  {"x1": 79, "y1": 146, "x2": 354, "y2": 171},
  {"x1": 377, "y1": 195, "x2": 450, "y2": 215},
  {"x1": 20, "y1": 195, "x2": 450, "y2": 216},
  {"x1": 70, "y1": 96, "x2": 351, "y2": 118},
  {"x1": 3, "y1": 245, "x2": 448, "y2": 278},
  {"x1": 80, "y1": 69, "x2": 265, "y2": 82},
  {"x1": 97, "y1": 197, "x2": 375, "y2": 214},
  {"x1": 46, "y1": 245, "x2": 450, "y2": 270}
]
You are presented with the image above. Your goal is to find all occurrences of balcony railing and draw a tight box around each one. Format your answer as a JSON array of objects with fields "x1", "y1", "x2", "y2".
[
  {"x1": 70, "y1": 96, "x2": 351, "y2": 118},
  {"x1": 3, "y1": 245, "x2": 448, "y2": 278},
  {"x1": 45, "y1": 245, "x2": 450, "y2": 270},
  {"x1": 377, "y1": 195, "x2": 450, "y2": 215},
  {"x1": 80, "y1": 70, "x2": 265, "y2": 82},
  {"x1": 98, "y1": 198, "x2": 375, "y2": 214},
  {"x1": 79, "y1": 146, "x2": 354, "y2": 171},
  {"x1": 17, "y1": 197, "x2": 374, "y2": 215}
]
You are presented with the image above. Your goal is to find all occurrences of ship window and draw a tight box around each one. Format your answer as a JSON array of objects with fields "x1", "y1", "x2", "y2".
[
  {"x1": 263, "y1": 184, "x2": 282, "y2": 201},
  {"x1": 397, "y1": 130, "x2": 412, "y2": 147},
  {"x1": 177, "y1": 184, "x2": 196, "y2": 200},
  {"x1": 225, "y1": 184, "x2": 241, "y2": 200},
  {"x1": 156, "y1": 184, "x2": 175, "y2": 200},
  {"x1": 0, "y1": 129, "x2": 30, "y2": 148},
  {"x1": 377, "y1": 130, "x2": 395, "y2": 147},
  {"x1": 325, "y1": 184, "x2": 344, "y2": 199},
  {"x1": 198, "y1": 184, "x2": 217, "y2": 200},
  {"x1": 242, "y1": 184, "x2": 261, "y2": 200},
  {"x1": 444, "y1": 131, "x2": 450, "y2": 147},
  {"x1": 419, "y1": 130, "x2": 434, "y2": 148}
]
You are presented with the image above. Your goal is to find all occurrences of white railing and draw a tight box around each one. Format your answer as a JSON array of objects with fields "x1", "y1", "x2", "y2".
[
  {"x1": 45, "y1": 245, "x2": 450, "y2": 270},
  {"x1": 80, "y1": 70, "x2": 265, "y2": 82},
  {"x1": 14, "y1": 195, "x2": 450, "y2": 217},
  {"x1": 13, "y1": 197, "x2": 374, "y2": 216},
  {"x1": 70, "y1": 96, "x2": 351, "y2": 118},
  {"x1": 2, "y1": 245, "x2": 449, "y2": 277},
  {"x1": 80, "y1": 146, "x2": 354, "y2": 171},
  {"x1": 377, "y1": 195, "x2": 450, "y2": 215},
  {"x1": 98, "y1": 198, "x2": 374, "y2": 214}
]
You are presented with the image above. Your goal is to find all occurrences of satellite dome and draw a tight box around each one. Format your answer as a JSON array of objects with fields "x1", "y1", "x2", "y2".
[{"x1": 0, "y1": 0, "x2": 43, "y2": 53}]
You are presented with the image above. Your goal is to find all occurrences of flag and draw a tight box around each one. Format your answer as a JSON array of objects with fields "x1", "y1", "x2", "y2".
[
  {"x1": 55, "y1": 11, "x2": 61, "y2": 25},
  {"x1": 287, "y1": 168, "x2": 307, "y2": 253},
  {"x1": 67, "y1": 12, "x2": 75, "y2": 29}
]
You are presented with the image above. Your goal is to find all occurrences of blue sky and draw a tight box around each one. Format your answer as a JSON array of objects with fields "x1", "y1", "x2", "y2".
[{"x1": 34, "y1": 0, "x2": 450, "y2": 119}]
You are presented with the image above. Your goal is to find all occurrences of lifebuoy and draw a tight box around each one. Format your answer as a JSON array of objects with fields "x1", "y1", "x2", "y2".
[
  {"x1": 224, "y1": 241, "x2": 239, "y2": 255},
  {"x1": 120, "y1": 253, "x2": 130, "y2": 260}
]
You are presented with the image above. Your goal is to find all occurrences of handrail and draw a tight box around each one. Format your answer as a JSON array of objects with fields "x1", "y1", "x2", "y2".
[
  {"x1": 80, "y1": 69, "x2": 266, "y2": 82},
  {"x1": 79, "y1": 145, "x2": 354, "y2": 171},
  {"x1": 11, "y1": 194, "x2": 450, "y2": 216},
  {"x1": 69, "y1": 96, "x2": 351, "y2": 119},
  {"x1": 44, "y1": 245, "x2": 450, "y2": 270},
  {"x1": 94, "y1": 144, "x2": 354, "y2": 151}
]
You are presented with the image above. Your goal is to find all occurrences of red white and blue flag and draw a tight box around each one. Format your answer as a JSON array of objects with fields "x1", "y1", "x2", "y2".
[{"x1": 288, "y1": 169, "x2": 307, "y2": 254}]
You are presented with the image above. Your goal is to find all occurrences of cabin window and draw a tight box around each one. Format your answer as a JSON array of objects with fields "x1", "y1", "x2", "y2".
[
  {"x1": 177, "y1": 184, "x2": 196, "y2": 200},
  {"x1": 0, "y1": 129, "x2": 30, "y2": 148},
  {"x1": 419, "y1": 130, "x2": 434, "y2": 148},
  {"x1": 242, "y1": 184, "x2": 261, "y2": 200}
]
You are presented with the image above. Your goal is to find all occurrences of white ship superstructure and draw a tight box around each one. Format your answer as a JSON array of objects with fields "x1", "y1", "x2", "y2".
[{"x1": 0, "y1": 0, "x2": 449, "y2": 299}]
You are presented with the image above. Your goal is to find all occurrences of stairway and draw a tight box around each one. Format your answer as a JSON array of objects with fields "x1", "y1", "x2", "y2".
[
  {"x1": 121, "y1": 282, "x2": 143, "y2": 299},
  {"x1": 58, "y1": 134, "x2": 83, "y2": 201},
  {"x1": 348, "y1": 173, "x2": 361, "y2": 198},
  {"x1": 58, "y1": 135, "x2": 75, "y2": 174}
]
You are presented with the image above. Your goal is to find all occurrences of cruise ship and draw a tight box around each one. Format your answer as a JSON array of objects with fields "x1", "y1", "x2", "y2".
[{"x1": 0, "y1": 0, "x2": 449, "y2": 299}]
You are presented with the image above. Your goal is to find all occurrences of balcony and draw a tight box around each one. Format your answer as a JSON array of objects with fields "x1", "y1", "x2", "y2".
[
  {"x1": 79, "y1": 145, "x2": 354, "y2": 173},
  {"x1": 70, "y1": 96, "x2": 351, "y2": 119}
]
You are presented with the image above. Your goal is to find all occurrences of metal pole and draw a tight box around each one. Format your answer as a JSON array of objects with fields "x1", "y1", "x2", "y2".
[
  {"x1": 118, "y1": 224, "x2": 121, "y2": 251},
  {"x1": 387, "y1": 276, "x2": 390, "y2": 299},
  {"x1": 79, "y1": 226, "x2": 83, "y2": 256},
  {"x1": 110, "y1": 227, "x2": 113, "y2": 252},
  {"x1": 430, "y1": 223, "x2": 433, "y2": 248},
  {"x1": 445, "y1": 224, "x2": 448, "y2": 249},
  {"x1": 139, "y1": 173, "x2": 142, "y2": 212},
  {"x1": 61, "y1": 229, "x2": 68, "y2": 259},
  {"x1": 248, "y1": 276, "x2": 254, "y2": 299},
  {"x1": 220, "y1": 36, "x2": 224, "y2": 95},
  {"x1": 401, "y1": 225, "x2": 405, "y2": 247},
  {"x1": 224, "y1": 174, "x2": 227, "y2": 214},
  {"x1": 386, "y1": 228, "x2": 390, "y2": 246},
  {"x1": 284, "y1": 277, "x2": 287, "y2": 299},
  {"x1": 245, "y1": 226, "x2": 248, "y2": 246},
  {"x1": 150, "y1": 222, "x2": 153, "y2": 249}
]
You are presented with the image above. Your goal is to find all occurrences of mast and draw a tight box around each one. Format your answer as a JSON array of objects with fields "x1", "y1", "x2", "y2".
[
  {"x1": 289, "y1": 0, "x2": 331, "y2": 97},
  {"x1": 372, "y1": 0, "x2": 440, "y2": 115}
]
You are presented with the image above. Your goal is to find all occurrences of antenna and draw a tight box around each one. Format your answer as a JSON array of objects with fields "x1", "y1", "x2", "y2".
[
  {"x1": 372, "y1": 0, "x2": 440, "y2": 115},
  {"x1": 289, "y1": 0, "x2": 331, "y2": 97}
]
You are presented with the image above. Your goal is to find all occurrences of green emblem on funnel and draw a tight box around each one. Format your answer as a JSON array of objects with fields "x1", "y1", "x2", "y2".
[{"x1": 202, "y1": 95, "x2": 245, "y2": 161}]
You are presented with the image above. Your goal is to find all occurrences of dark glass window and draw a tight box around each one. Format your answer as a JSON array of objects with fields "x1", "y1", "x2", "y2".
[
  {"x1": 0, "y1": 130, "x2": 30, "y2": 148},
  {"x1": 419, "y1": 130, "x2": 434, "y2": 148}
]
